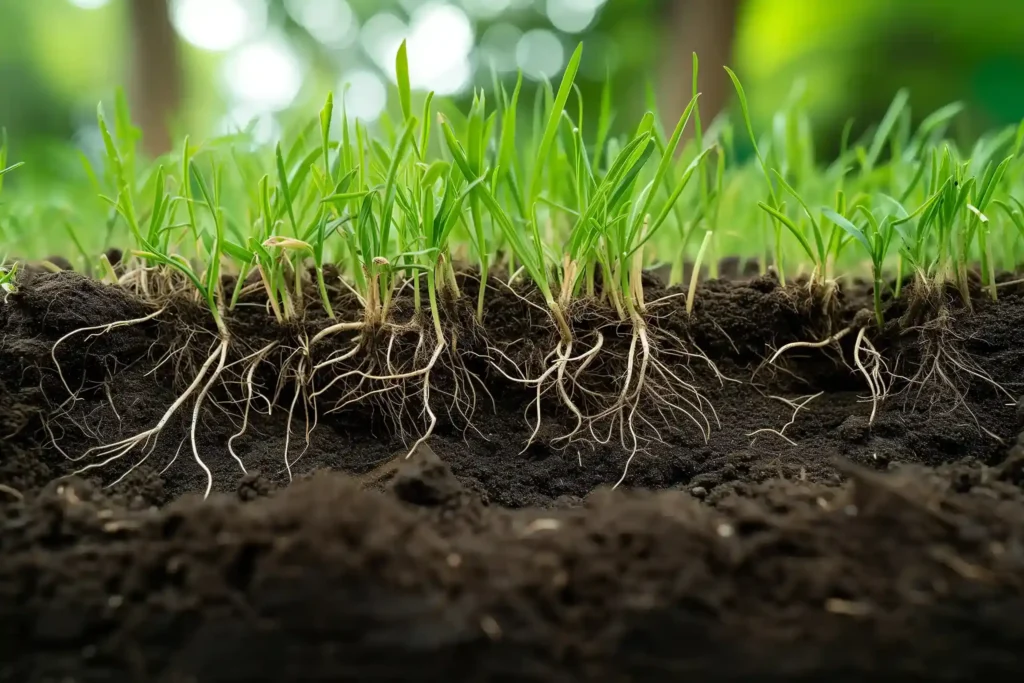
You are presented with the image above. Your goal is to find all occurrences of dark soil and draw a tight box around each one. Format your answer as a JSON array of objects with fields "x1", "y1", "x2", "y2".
[{"x1": 3, "y1": 269, "x2": 1024, "y2": 681}]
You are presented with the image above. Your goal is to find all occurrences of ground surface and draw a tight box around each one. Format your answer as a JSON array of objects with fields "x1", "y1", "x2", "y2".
[{"x1": 2, "y1": 270, "x2": 1024, "y2": 681}]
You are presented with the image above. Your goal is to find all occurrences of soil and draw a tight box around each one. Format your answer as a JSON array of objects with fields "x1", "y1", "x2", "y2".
[{"x1": 3, "y1": 268, "x2": 1024, "y2": 681}]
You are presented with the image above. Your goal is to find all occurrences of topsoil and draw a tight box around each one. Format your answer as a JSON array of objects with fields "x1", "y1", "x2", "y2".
[{"x1": 2, "y1": 267, "x2": 1024, "y2": 681}]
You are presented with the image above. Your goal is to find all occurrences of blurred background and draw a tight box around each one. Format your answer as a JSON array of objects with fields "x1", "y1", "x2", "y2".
[{"x1": 3, "y1": 0, "x2": 1024, "y2": 176}]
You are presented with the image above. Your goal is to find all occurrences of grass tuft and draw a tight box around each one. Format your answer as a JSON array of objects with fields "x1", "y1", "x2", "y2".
[{"x1": 4, "y1": 43, "x2": 1024, "y2": 493}]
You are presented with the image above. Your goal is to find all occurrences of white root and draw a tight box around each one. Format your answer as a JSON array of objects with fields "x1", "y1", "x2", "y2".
[
  {"x1": 767, "y1": 326, "x2": 853, "y2": 365},
  {"x1": 487, "y1": 334, "x2": 603, "y2": 452},
  {"x1": 52, "y1": 308, "x2": 165, "y2": 400},
  {"x1": 853, "y1": 327, "x2": 889, "y2": 425},
  {"x1": 902, "y1": 318, "x2": 1015, "y2": 438},
  {"x1": 227, "y1": 341, "x2": 278, "y2": 475},
  {"x1": 747, "y1": 392, "x2": 823, "y2": 446},
  {"x1": 159, "y1": 438, "x2": 186, "y2": 475},
  {"x1": 73, "y1": 336, "x2": 229, "y2": 501},
  {"x1": 57, "y1": 289, "x2": 483, "y2": 493},
  {"x1": 571, "y1": 331, "x2": 604, "y2": 383},
  {"x1": 189, "y1": 337, "x2": 229, "y2": 499},
  {"x1": 764, "y1": 323, "x2": 891, "y2": 426},
  {"x1": 612, "y1": 318, "x2": 650, "y2": 489},
  {"x1": 487, "y1": 303, "x2": 719, "y2": 489},
  {"x1": 282, "y1": 359, "x2": 307, "y2": 482},
  {"x1": 325, "y1": 383, "x2": 400, "y2": 415},
  {"x1": 285, "y1": 380, "x2": 319, "y2": 472},
  {"x1": 309, "y1": 343, "x2": 362, "y2": 392},
  {"x1": 306, "y1": 317, "x2": 451, "y2": 461},
  {"x1": 310, "y1": 320, "x2": 364, "y2": 346},
  {"x1": 104, "y1": 382, "x2": 122, "y2": 424},
  {"x1": 438, "y1": 331, "x2": 491, "y2": 439},
  {"x1": 593, "y1": 319, "x2": 718, "y2": 490},
  {"x1": 403, "y1": 339, "x2": 445, "y2": 458},
  {"x1": 0, "y1": 483, "x2": 24, "y2": 501},
  {"x1": 550, "y1": 341, "x2": 588, "y2": 447}
]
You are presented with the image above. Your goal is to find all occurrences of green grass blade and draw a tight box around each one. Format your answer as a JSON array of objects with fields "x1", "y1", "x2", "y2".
[
  {"x1": 396, "y1": 40, "x2": 412, "y2": 122},
  {"x1": 822, "y1": 207, "x2": 872, "y2": 257},
  {"x1": 724, "y1": 66, "x2": 777, "y2": 205},
  {"x1": 379, "y1": 117, "x2": 418, "y2": 258},
  {"x1": 0, "y1": 162, "x2": 24, "y2": 178},
  {"x1": 758, "y1": 202, "x2": 817, "y2": 264},
  {"x1": 528, "y1": 43, "x2": 583, "y2": 204},
  {"x1": 319, "y1": 92, "x2": 334, "y2": 185},
  {"x1": 864, "y1": 89, "x2": 909, "y2": 173}
]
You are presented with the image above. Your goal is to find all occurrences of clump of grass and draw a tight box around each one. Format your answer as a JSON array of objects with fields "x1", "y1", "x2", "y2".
[
  {"x1": 723, "y1": 74, "x2": 1022, "y2": 424},
  {"x1": 3, "y1": 43, "x2": 1023, "y2": 494}
]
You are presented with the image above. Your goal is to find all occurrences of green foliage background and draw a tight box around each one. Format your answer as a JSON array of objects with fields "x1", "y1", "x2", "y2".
[{"x1": 2, "y1": 0, "x2": 1024, "y2": 165}]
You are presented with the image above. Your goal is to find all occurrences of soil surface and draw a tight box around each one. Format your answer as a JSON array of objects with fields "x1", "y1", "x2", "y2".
[{"x1": 3, "y1": 269, "x2": 1024, "y2": 681}]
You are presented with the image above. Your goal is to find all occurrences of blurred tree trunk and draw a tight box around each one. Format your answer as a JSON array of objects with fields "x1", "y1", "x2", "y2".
[
  {"x1": 128, "y1": 0, "x2": 181, "y2": 157},
  {"x1": 660, "y1": 0, "x2": 741, "y2": 138}
]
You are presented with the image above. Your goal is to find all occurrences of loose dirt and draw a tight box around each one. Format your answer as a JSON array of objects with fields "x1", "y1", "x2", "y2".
[{"x1": 2, "y1": 270, "x2": 1024, "y2": 681}]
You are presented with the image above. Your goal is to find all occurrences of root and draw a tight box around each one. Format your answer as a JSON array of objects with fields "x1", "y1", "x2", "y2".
[
  {"x1": 434, "y1": 331, "x2": 492, "y2": 442},
  {"x1": 747, "y1": 392, "x2": 822, "y2": 446},
  {"x1": 610, "y1": 318, "x2": 652, "y2": 489},
  {"x1": 901, "y1": 310, "x2": 1015, "y2": 436},
  {"x1": 282, "y1": 359, "x2": 310, "y2": 482},
  {"x1": 310, "y1": 320, "x2": 364, "y2": 346},
  {"x1": 488, "y1": 337, "x2": 596, "y2": 452},
  {"x1": 189, "y1": 337, "x2": 231, "y2": 498},
  {"x1": 0, "y1": 483, "x2": 23, "y2": 501},
  {"x1": 531, "y1": 340, "x2": 587, "y2": 449},
  {"x1": 760, "y1": 319, "x2": 892, "y2": 426},
  {"x1": 766, "y1": 325, "x2": 853, "y2": 365},
  {"x1": 51, "y1": 296, "x2": 489, "y2": 494},
  {"x1": 549, "y1": 341, "x2": 590, "y2": 446},
  {"x1": 52, "y1": 308, "x2": 165, "y2": 401},
  {"x1": 159, "y1": 438, "x2": 186, "y2": 476},
  {"x1": 226, "y1": 342, "x2": 278, "y2": 475},
  {"x1": 403, "y1": 340, "x2": 445, "y2": 458},
  {"x1": 72, "y1": 335, "x2": 229, "y2": 499},
  {"x1": 103, "y1": 382, "x2": 122, "y2": 424},
  {"x1": 598, "y1": 317, "x2": 720, "y2": 489},
  {"x1": 606, "y1": 321, "x2": 719, "y2": 490},
  {"x1": 307, "y1": 316, "x2": 455, "y2": 462},
  {"x1": 488, "y1": 311, "x2": 720, "y2": 490},
  {"x1": 853, "y1": 327, "x2": 890, "y2": 425}
]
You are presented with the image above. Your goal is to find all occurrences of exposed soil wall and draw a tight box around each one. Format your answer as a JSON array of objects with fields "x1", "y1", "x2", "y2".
[{"x1": 2, "y1": 270, "x2": 1024, "y2": 681}]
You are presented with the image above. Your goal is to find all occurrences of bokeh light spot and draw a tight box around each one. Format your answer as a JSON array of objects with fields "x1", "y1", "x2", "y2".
[
  {"x1": 342, "y1": 69, "x2": 388, "y2": 122},
  {"x1": 403, "y1": 2, "x2": 474, "y2": 95},
  {"x1": 516, "y1": 29, "x2": 565, "y2": 80},
  {"x1": 171, "y1": 0, "x2": 267, "y2": 52},
  {"x1": 284, "y1": 0, "x2": 358, "y2": 49},
  {"x1": 222, "y1": 37, "x2": 303, "y2": 111},
  {"x1": 461, "y1": 0, "x2": 512, "y2": 20},
  {"x1": 360, "y1": 12, "x2": 407, "y2": 68},
  {"x1": 66, "y1": 0, "x2": 111, "y2": 9},
  {"x1": 481, "y1": 24, "x2": 524, "y2": 73},
  {"x1": 546, "y1": 0, "x2": 603, "y2": 34}
]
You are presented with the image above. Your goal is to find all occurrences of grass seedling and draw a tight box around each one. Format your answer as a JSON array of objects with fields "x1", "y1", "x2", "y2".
[
  {"x1": 7, "y1": 40, "x2": 1024, "y2": 493},
  {"x1": 0, "y1": 262, "x2": 18, "y2": 302}
]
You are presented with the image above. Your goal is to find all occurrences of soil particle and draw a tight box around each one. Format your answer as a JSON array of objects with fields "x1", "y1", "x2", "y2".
[
  {"x1": 836, "y1": 414, "x2": 870, "y2": 442},
  {"x1": 236, "y1": 471, "x2": 275, "y2": 502},
  {"x1": 389, "y1": 444, "x2": 464, "y2": 507},
  {"x1": 2, "y1": 465, "x2": 1023, "y2": 681}
]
